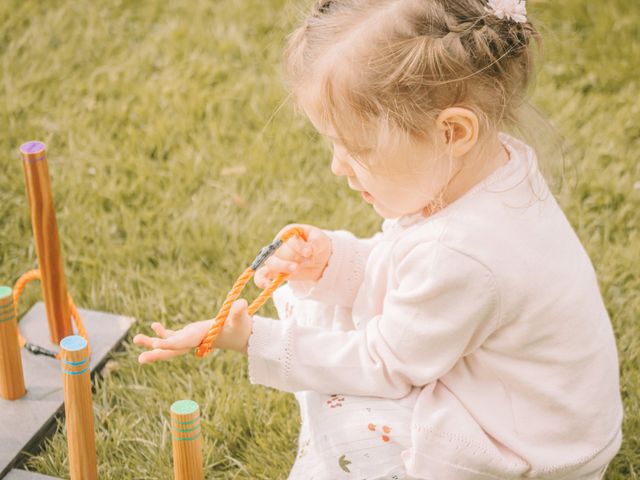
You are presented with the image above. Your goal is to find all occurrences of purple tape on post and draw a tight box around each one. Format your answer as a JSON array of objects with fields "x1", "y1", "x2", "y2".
[{"x1": 20, "y1": 141, "x2": 46, "y2": 163}]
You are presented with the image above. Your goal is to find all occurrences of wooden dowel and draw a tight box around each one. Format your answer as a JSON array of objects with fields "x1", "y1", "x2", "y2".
[
  {"x1": 171, "y1": 399, "x2": 204, "y2": 480},
  {"x1": 60, "y1": 335, "x2": 98, "y2": 480},
  {"x1": 20, "y1": 141, "x2": 72, "y2": 344},
  {"x1": 0, "y1": 286, "x2": 26, "y2": 400}
]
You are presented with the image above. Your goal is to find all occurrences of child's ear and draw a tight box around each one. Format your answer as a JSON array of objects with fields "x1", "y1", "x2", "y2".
[{"x1": 436, "y1": 107, "x2": 479, "y2": 157}]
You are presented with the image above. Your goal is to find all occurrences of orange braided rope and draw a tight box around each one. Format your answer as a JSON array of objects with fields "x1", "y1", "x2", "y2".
[
  {"x1": 13, "y1": 269, "x2": 89, "y2": 359},
  {"x1": 196, "y1": 227, "x2": 308, "y2": 357}
]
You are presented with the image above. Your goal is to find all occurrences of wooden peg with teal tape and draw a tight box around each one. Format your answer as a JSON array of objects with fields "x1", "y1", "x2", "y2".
[
  {"x1": 171, "y1": 399, "x2": 204, "y2": 480},
  {"x1": 60, "y1": 335, "x2": 97, "y2": 480},
  {"x1": 0, "y1": 286, "x2": 26, "y2": 400}
]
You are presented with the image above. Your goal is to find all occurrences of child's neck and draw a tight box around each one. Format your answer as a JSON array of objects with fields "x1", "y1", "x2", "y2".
[{"x1": 441, "y1": 133, "x2": 510, "y2": 208}]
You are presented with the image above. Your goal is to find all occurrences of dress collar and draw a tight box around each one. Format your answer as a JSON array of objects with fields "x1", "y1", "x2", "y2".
[{"x1": 382, "y1": 210, "x2": 426, "y2": 233}]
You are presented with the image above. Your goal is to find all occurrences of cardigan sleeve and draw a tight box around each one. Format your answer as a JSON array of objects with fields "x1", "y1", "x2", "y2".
[
  {"x1": 247, "y1": 241, "x2": 501, "y2": 398},
  {"x1": 287, "y1": 229, "x2": 381, "y2": 308}
]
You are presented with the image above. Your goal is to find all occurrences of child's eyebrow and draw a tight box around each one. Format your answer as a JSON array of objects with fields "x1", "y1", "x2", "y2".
[
  {"x1": 318, "y1": 135, "x2": 344, "y2": 151},
  {"x1": 311, "y1": 126, "x2": 342, "y2": 145},
  {"x1": 316, "y1": 131, "x2": 374, "y2": 157}
]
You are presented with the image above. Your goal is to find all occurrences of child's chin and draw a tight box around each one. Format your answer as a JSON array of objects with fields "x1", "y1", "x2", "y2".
[
  {"x1": 373, "y1": 203, "x2": 423, "y2": 220},
  {"x1": 372, "y1": 203, "x2": 401, "y2": 219}
]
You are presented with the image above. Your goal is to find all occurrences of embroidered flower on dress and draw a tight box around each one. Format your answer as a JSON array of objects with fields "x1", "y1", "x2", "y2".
[
  {"x1": 326, "y1": 394, "x2": 345, "y2": 408},
  {"x1": 485, "y1": 0, "x2": 527, "y2": 23}
]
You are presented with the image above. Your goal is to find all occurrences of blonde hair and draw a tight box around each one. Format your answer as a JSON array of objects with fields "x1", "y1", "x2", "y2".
[{"x1": 284, "y1": 0, "x2": 540, "y2": 161}]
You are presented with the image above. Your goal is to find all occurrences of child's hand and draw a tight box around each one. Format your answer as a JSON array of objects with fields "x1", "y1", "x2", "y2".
[
  {"x1": 133, "y1": 299, "x2": 253, "y2": 363},
  {"x1": 254, "y1": 224, "x2": 332, "y2": 288}
]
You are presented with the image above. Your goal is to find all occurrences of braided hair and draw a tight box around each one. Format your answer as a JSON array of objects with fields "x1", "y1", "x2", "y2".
[{"x1": 285, "y1": 0, "x2": 540, "y2": 155}]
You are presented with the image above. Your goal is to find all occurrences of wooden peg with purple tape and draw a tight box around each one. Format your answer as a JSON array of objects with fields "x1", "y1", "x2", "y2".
[{"x1": 20, "y1": 141, "x2": 72, "y2": 344}]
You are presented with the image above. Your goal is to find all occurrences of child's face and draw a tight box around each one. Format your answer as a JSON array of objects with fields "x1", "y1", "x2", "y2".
[
  {"x1": 302, "y1": 98, "x2": 453, "y2": 219},
  {"x1": 329, "y1": 139, "x2": 447, "y2": 219}
]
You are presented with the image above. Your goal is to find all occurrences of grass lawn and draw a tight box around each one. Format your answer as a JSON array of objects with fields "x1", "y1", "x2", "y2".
[{"x1": 0, "y1": 0, "x2": 638, "y2": 478}]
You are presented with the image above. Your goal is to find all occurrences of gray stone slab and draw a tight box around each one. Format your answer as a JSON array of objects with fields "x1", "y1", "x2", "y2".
[
  {"x1": 0, "y1": 302, "x2": 134, "y2": 479},
  {"x1": 5, "y1": 469, "x2": 60, "y2": 480}
]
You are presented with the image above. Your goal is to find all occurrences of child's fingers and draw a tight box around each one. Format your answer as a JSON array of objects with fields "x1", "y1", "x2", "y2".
[
  {"x1": 254, "y1": 268, "x2": 272, "y2": 288},
  {"x1": 264, "y1": 256, "x2": 299, "y2": 275},
  {"x1": 277, "y1": 238, "x2": 311, "y2": 262},
  {"x1": 133, "y1": 323, "x2": 175, "y2": 350},
  {"x1": 252, "y1": 224, "x2": 319, "y2": 287},
  {"x1": 133, "y1": 333, "x2": 156, "y2": 349},
  {"x1": 288, "y1": 236, "x2": 313, "y2": 258},
  {"x1": 229, "y1": 299, "x2": 248, "y2": 324},
  {"x1": 138, "y1": 348, "x2": 188, "y2": 364},
  {"x1": 273, "y1": 225, "x2": 313, "y2": 258},
  {"x1": 258, "y1": 253, "x2": 310, "y2": 286},
  {"x1": 150, "y1": 334, "x2": 189, "y2": 350},
  {"x1": 151, "y1": 322, "x2": 175, "y2": 339}
]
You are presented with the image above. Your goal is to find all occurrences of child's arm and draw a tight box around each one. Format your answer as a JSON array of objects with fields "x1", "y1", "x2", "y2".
[
  {"x1": 247, "y1": 241, "x2": 500, "y2": 398},
  {"x1": 133, "y1": 224, "x2": 377, "y2": 363}
]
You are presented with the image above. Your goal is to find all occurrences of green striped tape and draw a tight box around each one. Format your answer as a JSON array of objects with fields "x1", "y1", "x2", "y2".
[
  {"x1": 172, "y1": 416, "x2": 200, "y2": 426},
  {"x1": 0, "y1": 304, "x2": 14, "y2": 316},
  {"x1": 172, "y1": 432, "x2": 201, "y2": 442},
  {"x1": 0, "y1": 301, "x2": 13, "y2": 311},
  {"x1": 171, "y1": 422, "x2": 201, "y2": 433}
]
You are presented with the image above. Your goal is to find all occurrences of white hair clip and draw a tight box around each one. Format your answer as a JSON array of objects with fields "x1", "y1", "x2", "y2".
[{"x1": 485, "y1": 0, "x2": 528, "y2": 23}]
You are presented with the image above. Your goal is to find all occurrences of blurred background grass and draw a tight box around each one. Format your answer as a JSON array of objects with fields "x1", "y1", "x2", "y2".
[{"x1": 0, "y1": 0, "x2": 638, "y2": 478}]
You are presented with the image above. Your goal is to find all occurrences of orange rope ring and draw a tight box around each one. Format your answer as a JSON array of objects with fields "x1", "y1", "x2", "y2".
[
  {"x1": 13, "y1": 269, "x2": 89, "y2": 359},
  {"x1": 196, "y1": 227, "x2": 307, "y2": 357}
]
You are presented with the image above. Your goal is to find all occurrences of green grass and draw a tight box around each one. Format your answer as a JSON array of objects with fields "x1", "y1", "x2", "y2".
[{"x1": 0, "y1": 0, "x2": 637, "y2": 478}]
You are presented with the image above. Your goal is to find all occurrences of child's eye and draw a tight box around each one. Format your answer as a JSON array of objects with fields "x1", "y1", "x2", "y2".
[
  {"x1": 327, "y1": 138, "x2": 373, "y2": 168},
  {"x1": 347, "y1": 148, "x2": 372, "y2": 166}
]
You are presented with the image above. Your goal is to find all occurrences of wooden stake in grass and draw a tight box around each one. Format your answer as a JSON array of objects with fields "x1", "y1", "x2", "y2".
[
  {"x1": 171, "y1": 399, "x2": 204, "y2": 480},
  {"x1": 20, "y1": 141, "x2": 72, "y2": 344},
  {"x1": 60, "y1": 335, "x2": 97, "y2": 480},
  {"x1": 0, "y1": 286, "x2": 26, "y2": 400}
]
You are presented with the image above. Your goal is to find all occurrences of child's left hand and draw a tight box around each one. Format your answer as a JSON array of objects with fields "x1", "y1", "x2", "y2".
[{"x1": 133, "y1": 299, "x2": 253, "y2": 363}]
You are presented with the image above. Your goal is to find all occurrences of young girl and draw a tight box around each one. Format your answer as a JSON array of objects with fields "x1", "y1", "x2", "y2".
[{"x1": 134, "y1": 0, "x2": 623, "y2": 478}]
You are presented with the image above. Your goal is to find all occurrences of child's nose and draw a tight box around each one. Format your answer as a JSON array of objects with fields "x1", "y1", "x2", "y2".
[{"x1": 331, "y1": 155, "x2": 353, "y2": 177}]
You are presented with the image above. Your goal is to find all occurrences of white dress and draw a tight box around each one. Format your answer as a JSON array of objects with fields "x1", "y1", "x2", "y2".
[
  {"x1": 271, "y1": 277, "x2": 610, "y2": 480},
  {"x1": 272, "y1": 285, "x2": 418, "y2": 480}
]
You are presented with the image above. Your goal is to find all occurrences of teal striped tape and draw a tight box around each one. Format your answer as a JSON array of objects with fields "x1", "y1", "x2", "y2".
[
  {"x1": 0, "y1": 303, "x2": 14, "y2": 319},
  {"x1": 172, "y1": 432, "x2": 201, "y2": 442},
  {"x1": 0, "y1": 302, "x2": 14, "y2": 313},
  {"x1": 171, "y1": 422, "x2": 201, "y2": 433},
  {"x1": 62, "y1": 364, "x2": 90, "y2": 376},
  {"x1": 172, "y1": 416, "x2": 200, "y2": 426},
  {"x1": 61, "y1": 357, "x2": 89, "y2": 367}
]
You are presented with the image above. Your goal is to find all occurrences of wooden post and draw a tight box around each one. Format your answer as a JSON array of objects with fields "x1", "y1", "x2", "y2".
[
  {"x1": 60, "y1": 335, "x2": 98, "y2": 480},
  {"x1": 171, "y1": 399, "x2": 204, "y2": 480},
  {"x1": 0, "y1": 286, "x2": 26, "y2": 400},
  {"x1": 20, "y1": 141, "x2": 72, "y2": 344}
]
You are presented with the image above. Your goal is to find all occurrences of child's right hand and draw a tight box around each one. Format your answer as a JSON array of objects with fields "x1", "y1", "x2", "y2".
[{"x1": 254, "y1": 224, "x2": 332, "y2": 288}]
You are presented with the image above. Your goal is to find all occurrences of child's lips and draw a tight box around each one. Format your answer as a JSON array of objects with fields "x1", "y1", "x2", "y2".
[
  {"x1": 348, "y1": 180, "x2": 373, "y2": 203},
  {"x1": 361, "y1": 191, "x2": 374, "y2": 203}
]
